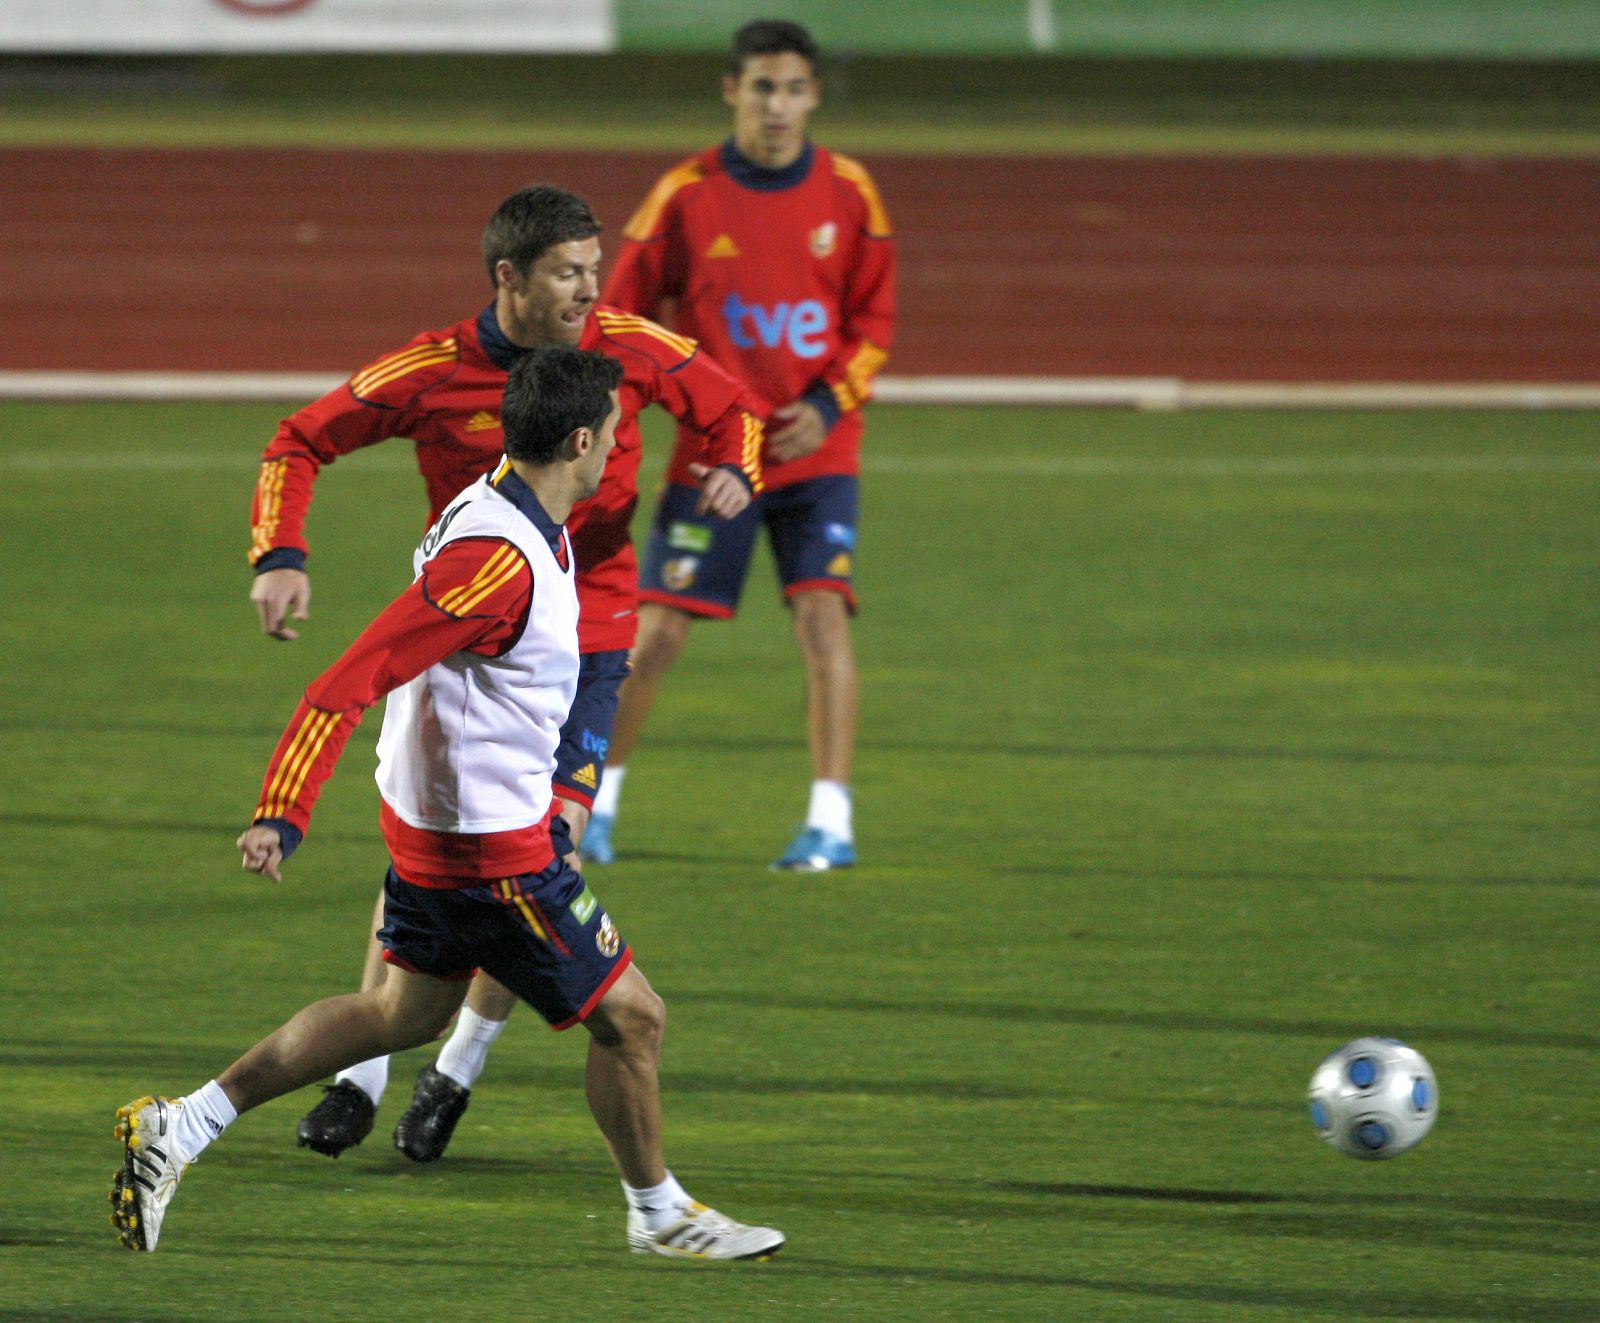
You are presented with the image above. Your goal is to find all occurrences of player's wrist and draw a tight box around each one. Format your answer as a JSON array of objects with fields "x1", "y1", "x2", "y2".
[
  {"x1": 253, "y1": 548, "x2": 308, "y2": 575},
  {"x1": 801, "y1": 384, "x2": 842, "y2": 430},
  {"x1": 713, "y1": 462, "x2": 755, "y2": 495},
  {"x1": 250, "y1": 817, "x2": 303, "y2": 858}
]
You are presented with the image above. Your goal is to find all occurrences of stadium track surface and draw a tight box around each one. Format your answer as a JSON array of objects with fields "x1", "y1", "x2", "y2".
[{"x1": 3, "y1": 147, "x2": 1596, "y2": 381}]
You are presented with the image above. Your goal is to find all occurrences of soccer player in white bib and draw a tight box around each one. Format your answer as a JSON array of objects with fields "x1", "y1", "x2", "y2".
[{"x1": 109, "y1": 346, "x2": 782, "y2": 1262}]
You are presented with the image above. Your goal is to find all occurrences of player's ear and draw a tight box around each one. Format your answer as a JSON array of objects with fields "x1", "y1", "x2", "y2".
[
  {"x1": 494, "y1": 259, "x2": 520, "y2": 292},
  {"x1": 565, "y1": 426, "x2": 593, "y2": 461},
  {"x1": 721, "y1": 73, "x2": 740, "y2": 107}
]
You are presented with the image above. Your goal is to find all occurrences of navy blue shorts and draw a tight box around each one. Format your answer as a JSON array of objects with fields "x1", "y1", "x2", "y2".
[
  {"x1": 551, "y1": 648, "x2": 630, "y2": 810},
  {"x1": 377, "y1": 862, "x2": 631, "y2": 1030},
  {"x1": 639, "y1": 474, "x2": 858, "y2": 619}
]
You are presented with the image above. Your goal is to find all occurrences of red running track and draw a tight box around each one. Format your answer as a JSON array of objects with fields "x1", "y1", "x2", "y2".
[{"x1": 2, "y1": 147, "x2": 1596, "y2": 380}]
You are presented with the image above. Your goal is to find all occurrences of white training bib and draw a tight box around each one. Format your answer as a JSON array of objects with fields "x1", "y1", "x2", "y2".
[{"x1": 375, "y1": 472, "x2": 578, "y2": 835}]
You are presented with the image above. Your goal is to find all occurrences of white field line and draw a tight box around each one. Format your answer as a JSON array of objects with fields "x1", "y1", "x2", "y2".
[
  {"x1": 3, "y1": 372, "x2": 1600, "y2": 410},
  {"x1": 3, "y1": 451, "x2": 1596, "y2": 478}
]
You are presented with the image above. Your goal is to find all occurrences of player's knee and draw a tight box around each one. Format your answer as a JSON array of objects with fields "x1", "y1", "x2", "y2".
[
  {"x1": 396, "y1": 998, "x2": 459, "y2": 1049},
  {"x1": 632, "y1": 608, "x2": 693, "y2": 675},
  {"x1": 617, "y1": 981, "x2": 666, "y2": 1050},
  {"x1": 791, "y1": 591, "x2": 851, "y2": 655},
  {"x1": 588, "y1": 972, "x2": 666, "y2": 1052},
  {"x1": 466, "y1": 973, "x2": 518, "y2": 1021},
  {"x1": 370, "y1": 977, "x2": 461, "y2": 1048}
]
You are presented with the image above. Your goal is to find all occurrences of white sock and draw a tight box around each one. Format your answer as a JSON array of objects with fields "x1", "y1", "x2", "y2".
[
  {"x1": 593, "y1": 764, "x2": 626, "y2": 818},
  {"x1": 806, "y1": 779, "x2": 852, "y2": 839},
  {"x1": 435, "y1": 1007, "x2": 507, "y2": 1089},
  {"x1": 622, "y1": 1170, "x2": 692, "y2": 1231},
  {"x1": 335, "y1": 1056, "x2": 389, "y2": 1107},
  {"x1": 172, "y1": 1080, "x2": 238, "y2": 1163}
]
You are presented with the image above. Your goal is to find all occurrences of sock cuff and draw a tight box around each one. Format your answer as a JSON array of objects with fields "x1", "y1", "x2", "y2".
[{"x1": 457, "y1": 1006, "x2": 509, "y2": 1043}]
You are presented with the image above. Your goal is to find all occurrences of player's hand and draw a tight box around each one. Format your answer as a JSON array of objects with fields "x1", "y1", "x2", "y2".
[
  {"x1": 236, "y1": 825, "x2": 285, "y2": 883},
  {"x1": 766, "y1": 401, "x2": 828, "y2": 463},
  {"x1": 250, "y1": 568, "x2": 311, "y2": 641},
  {"x1": 688, "y1": 463, "x2": 753, "y2": 519}
]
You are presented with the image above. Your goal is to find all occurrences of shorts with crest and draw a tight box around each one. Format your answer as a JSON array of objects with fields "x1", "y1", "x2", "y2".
[
  {"x1": 639, "y1": 474, "x2": 858, "y2": 618},
  {"x1": 377, "y1": 859, "x2": 631, "y2": 1030}
]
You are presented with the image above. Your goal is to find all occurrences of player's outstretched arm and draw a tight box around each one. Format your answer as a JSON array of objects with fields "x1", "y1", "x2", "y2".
[
  {"x1": 242, "y1": 536, "x2": 535, "y2": 867},
  {"x1": 237, "y1": 824, "x2": 285, "y2": 882},
  {"x1": 689, "y1": 463, "x2": 754, "y2": 519},
  {"x1": 250, "y1": 568, "x2": 312, "y2": 641}
]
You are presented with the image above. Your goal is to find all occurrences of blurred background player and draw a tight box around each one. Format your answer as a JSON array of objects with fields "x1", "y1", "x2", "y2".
[
  {"x1": 591, "y1": 18, "x2": 896, "y2": 872},
  {"x1": 246, "y1": 185, "x2": 763, "y2": 1162},
  {"x1": 113, "y1": 346, "x2": 783, "y2": 1261}
]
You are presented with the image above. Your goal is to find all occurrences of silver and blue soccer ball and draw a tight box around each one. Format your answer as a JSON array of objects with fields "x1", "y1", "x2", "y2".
[{"x1": 1308, "y1": 1037, "x2": 1437, "y2": 1160}]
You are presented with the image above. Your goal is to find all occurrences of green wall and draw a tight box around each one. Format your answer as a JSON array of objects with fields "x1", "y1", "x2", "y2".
[{"x1": 620, "y1": 0, "x2": 1600, "y2": 59}]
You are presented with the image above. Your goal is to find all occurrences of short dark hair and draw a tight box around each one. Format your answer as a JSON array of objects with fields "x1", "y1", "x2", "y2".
[
  {"x1": 501, "y1": 346, "x2": 623, "y2": 465},
  {"x1": 482, "y1": 185, "x2": 602, "y2": 286},
  {"x1": 730, "y1": 18, "x2": 818, "y2": 76}
]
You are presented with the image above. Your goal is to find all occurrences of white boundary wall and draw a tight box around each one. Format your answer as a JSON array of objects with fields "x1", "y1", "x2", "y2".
[
  {"x1": 2, "y1": 373, "x2": 1597, "y2": 410},
  {"x1": 0, "y1": 0, "x2": 613, "y2": 53}
]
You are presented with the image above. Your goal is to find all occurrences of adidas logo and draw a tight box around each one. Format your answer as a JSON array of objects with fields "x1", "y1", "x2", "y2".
[
  {"x1": 573, "y1": 763, "x2": 599, "y2": 790},
  {"x1": 465, "y1": 411, "x2": 500, "y2": 432},
  {"x1": 704, "y1": 234, "x2": 741, "y2": 259}
]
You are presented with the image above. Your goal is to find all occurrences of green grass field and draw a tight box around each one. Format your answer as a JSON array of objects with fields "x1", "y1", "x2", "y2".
[
  {"x1": 3, "y1": 54, "x2": 1599, "y2": 154},
  {"x1": 2, "y1": 401, "x2": 1597, "y2": 1319}
]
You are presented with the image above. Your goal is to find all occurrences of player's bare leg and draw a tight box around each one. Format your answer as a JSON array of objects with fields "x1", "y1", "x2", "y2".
[
  {"x1": 295, "y1": 891, "x2": 393, "y2": 1155},
  {"x1": 581, "y1": 963, "x2": 667, "y2": 1189},
  {"x1": 585, "y1": 963, "x2": 783, "y2": 1260},
  {"x1": 609, "y1": 603, "x2": 695, "y2": 768},
  {"x1": 220, "y1": 966, "x2": 468, "y2": 1114},
  {"x1": 113, "y1": 968, "x2": 467, "y2": 1251},
  {"x1": 774, "y1": 588, "x2": 858, "y2": 870},
  {"x1": 587, "y1": 603, "x2": 696, "y2": 862},
  {"x1": 792, "y1": 589, "x2": 856, "y2": 785}
]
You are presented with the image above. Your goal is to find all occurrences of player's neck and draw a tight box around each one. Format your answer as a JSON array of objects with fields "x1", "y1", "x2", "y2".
[
  {"x1": 732, "y1": 131, "x2": 807, "y2": 172},
  {"x1": 494, "y1": 303, "x2": 550, "y2": 352},
  {"x1": 511, "y1": 459, "x2": 579, "y2": 525}
]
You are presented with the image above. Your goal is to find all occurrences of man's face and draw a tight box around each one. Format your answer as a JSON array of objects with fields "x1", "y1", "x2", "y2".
[
  {"x1": 723, "y1": 52, "x2": 819, "y2": 168},
  {"x1": 497, "y1": 237, "x2": 601, "y2": 348},
  {"x1": 576, "y1": 392, "x2": 622, "y2": 500}
]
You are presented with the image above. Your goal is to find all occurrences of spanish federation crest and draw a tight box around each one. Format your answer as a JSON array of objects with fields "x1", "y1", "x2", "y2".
[
  {"x1": 663, "y1": 556, "x2": 700, "y2": 591},
  {"x1": 809, "y1": 222, "x2": 837, "y2": 258}
]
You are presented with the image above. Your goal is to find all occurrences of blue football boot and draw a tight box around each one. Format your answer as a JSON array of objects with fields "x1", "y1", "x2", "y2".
[{"x1": 771, "y1": 826, "x2": 856, "y2": 872}]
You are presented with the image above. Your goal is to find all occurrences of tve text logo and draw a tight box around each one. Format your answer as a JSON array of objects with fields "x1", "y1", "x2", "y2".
[{"x1": 722, "y1": 295, "x2": 830, "y2": 358}]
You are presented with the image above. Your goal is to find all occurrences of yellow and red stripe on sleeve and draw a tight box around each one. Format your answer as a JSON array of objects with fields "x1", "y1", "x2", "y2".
[
  {"x1": 829, "y1": 339, "x2": 890, "y2": 414},
  {"x1": 432, "y1": 542, "x2": 528, "y2": 618},
  {"x1": 593, "y1": 308, "x2": 700, "y2": 363},
  {"x1": 621, "y1": 160, "x2": 705, "y2": 242},
  {"x1": 348, "y1": 337, "x2": 460, "y2": 402},
  {"x1": 738, "y1": 409, "x2": 765, "y2": 493},
  {"x1": 254, "y1": 698, "x2": 359, "y2": 830},
  {"x1": 249, "y1": 457, "x2": 290, "y2": 564},
  {"x1": 832, "y1": 154, "x2": 893, "y2": 238},
  {"x1": 421, "y1": 537, "x2": 534, "y2": 626}
]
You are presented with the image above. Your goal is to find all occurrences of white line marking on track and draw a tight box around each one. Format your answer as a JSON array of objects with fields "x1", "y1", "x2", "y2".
[{"x1": 3, "y1": 372, "x2": 1600, "y2": 410}]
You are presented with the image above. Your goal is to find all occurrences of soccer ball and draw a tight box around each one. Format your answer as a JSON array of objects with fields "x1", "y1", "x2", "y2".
[{"x1": 1307, "y1": 1037, "x2": 1437, "y2": 1160}]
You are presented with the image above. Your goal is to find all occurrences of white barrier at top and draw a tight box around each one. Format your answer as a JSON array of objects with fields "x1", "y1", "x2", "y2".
[{"x1": 0, "y1": 0, "x2": 616, "y2": 53}]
